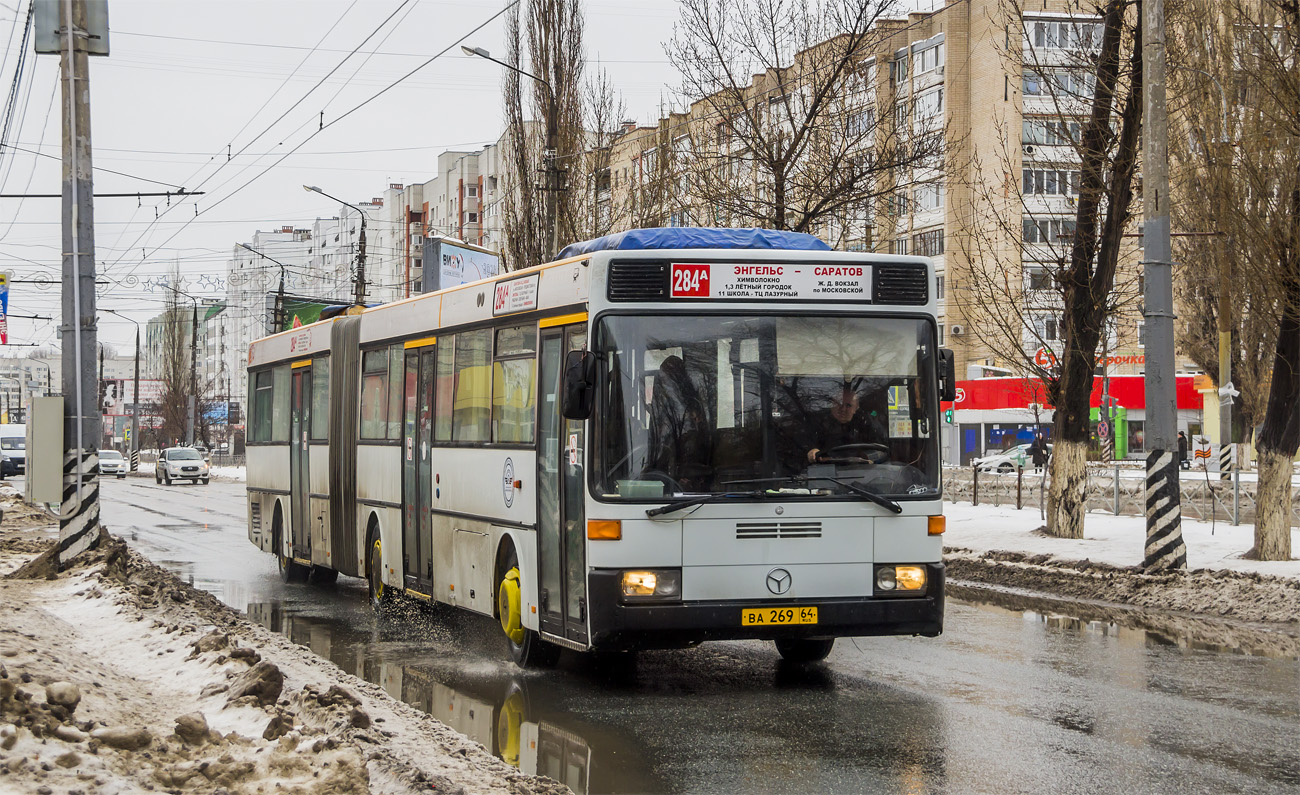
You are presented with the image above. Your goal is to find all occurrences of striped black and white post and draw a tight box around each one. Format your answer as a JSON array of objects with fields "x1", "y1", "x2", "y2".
[
  {"x1": 1218, "y1": 443, "x2": 1233, "y2": 482},
  {"x1": 1143, "y1": 450, "x2": 1187, "y2": 571},
  {"x1": 57, "y1": 449, "x2": 100, "y2": 567}
]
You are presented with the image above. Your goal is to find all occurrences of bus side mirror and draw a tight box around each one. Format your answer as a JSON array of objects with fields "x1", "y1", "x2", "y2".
[
  {"x1": 939, "y1": 348, "x2": 956, "y2": 402},
  {"x1": 562, "y1": 350, "x2": 597, "y2": 420}
]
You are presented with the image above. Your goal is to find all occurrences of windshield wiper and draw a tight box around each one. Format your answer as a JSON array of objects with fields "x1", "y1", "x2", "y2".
[
  {"x1": 721, "y1": 475, "x2": 903, "y2": 513},
  {"x1": 806, "y1": 477, "x2": 903, "y2": 513},
  {"x1": 646, "y1": 490, "x2": 768, "y2": 518}
]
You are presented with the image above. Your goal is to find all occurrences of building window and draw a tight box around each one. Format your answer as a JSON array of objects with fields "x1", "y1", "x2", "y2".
[
  {"x1": 891, "y1": 238, "x2": 909, "y2": 255},
  {"x1": 1026, "y1": 19, "x2": 1103, "y2": 51},
  {"x1": 466, "y1": 185, "x2": 478, "y2": 197},
  {"x1": 936, "y1": 274, "x2": 945, "y2": 300},
  {"x1": 914, "y1": 88, "x2": 944, "y2": 120},
  {"x1": 1022, "y1": 168, "x2": 1081, "y2": 196},
  {"x1": 914, "y1": 41, "x2": 944, "y2": 74},
  {"x1": 913, "y1": 182, "x2": 943, "y2": 212},
  {"x1": 1022, "y1": 217, "x2": 1078, "y2": 244},
  {"x1": 913, "y1": 229, "x2": 945, "y2": 257},
  {"x1": 938, "y1": 324, "x2": 945, "y2": 346},
  {"x1": 1022, "y1": 118, "x2": 1082, "y2": 146},
  {"x1": 1025, "y1": 265, "x2": 1057, "y2": 291}
]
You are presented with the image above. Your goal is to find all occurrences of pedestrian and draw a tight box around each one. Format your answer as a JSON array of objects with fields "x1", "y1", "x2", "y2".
[
  {"x1": 1029, "y1": 434, "x2": 1047, "y2": 473},
  {"x1": 1177, "y1": 431, "x2": 1189, "y2": 470}
]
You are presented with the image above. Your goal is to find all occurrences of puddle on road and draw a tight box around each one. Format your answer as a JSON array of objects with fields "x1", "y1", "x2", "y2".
[{"x1": 950, "y1": 583, "x2": 1300, "y2": 660}]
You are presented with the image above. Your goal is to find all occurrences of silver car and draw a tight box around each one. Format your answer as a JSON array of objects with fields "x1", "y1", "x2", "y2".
[
  {"x1": 99, "y1": 449, "x2": 128, "y2": 479},
  {"x1": 156, "y1": 447, "x2": 210, "y2": 485}
]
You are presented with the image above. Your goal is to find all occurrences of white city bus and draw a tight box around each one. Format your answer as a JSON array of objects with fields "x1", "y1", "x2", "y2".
[{"x1": 246, "y1": 228, "x2": 954, "y2": 666}]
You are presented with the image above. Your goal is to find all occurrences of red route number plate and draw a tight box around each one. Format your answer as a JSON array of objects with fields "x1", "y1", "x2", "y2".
[
  {"x1": 741, "y1": 606, "x2": 818, "y2": 626},
  {"x1": 671, "y1": 263, "x2": 710, "y2": 297}
]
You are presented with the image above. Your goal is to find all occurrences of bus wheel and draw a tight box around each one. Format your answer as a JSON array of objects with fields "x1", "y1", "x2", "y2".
[
  {"x1": 774, "y1": 637, "x2": 835, "y2": 663},
  {"x1": 366, "y1": 527, "x2": 392, "y2": 612},
  {"x1": 497, "y1": 554, "x2": 559, "y2": 668},
  {"x1": 494, "y1": 682, "x2": 528, "y2": 768},
  {"x1": 274, "y1": 512, "x2": 308, "y2": 583}
]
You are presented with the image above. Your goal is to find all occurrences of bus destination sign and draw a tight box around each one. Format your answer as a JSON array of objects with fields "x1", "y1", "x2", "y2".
[{"x1": 670, "y1": 262, "x2": 872, "y2": 301}]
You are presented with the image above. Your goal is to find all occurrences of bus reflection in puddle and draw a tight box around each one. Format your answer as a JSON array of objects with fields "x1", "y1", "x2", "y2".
[{"x1": 244, "y1": 601, "x2": 595, "y2": 794}]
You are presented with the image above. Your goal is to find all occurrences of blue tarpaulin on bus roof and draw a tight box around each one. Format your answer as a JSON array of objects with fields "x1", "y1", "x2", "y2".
[{"x1": 557, "y1": 227, "x2": 832, "y2": 259}]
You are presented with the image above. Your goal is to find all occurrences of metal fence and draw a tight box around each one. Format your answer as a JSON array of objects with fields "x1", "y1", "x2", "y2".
[{"x1": 943, "y1": 465, "x2": 1300, "y2": 526}]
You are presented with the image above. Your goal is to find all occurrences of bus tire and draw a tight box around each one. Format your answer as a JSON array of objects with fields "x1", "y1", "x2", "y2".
[
  {"x1": 774, "y1": 637, "x2": 835, "y2": 663},
  {"x1": 274, "y1": 507, "x2": 308, "y2": 583},
  {"x1": 366, "y1": 522, "x2": 392, "y2": 613},
  {"x1": 497, "y1": 550, "x2": 559, "y2": 669}
]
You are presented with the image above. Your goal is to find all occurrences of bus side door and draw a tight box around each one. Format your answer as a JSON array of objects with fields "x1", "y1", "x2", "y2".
[{"x1": 537, "y1": 322, "x2": 588, "y2": 644}]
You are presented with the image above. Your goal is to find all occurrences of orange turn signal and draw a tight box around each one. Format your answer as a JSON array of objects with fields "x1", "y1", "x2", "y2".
[
  {"x1": 928, "y1": 516, "x2": 946, "y2": 535},
  {"x1": 587, "y1": 520, "x2": 622, "y2": 540}
]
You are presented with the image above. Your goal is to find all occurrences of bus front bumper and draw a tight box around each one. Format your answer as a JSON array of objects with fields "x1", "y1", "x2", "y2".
[{"x1": 587, "y1": 562, "x2": 944, "y2": 651}]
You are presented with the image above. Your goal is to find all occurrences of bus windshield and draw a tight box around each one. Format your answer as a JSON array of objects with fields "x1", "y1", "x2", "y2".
[{"x1": 593, "y1": 314, "x2": 940, "y2": 501}]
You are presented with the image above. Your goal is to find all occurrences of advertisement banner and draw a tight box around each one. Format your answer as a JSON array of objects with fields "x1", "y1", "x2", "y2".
[
  {"x1": 669, "y1": 262, "x2": 872, "y2": 301},
  {"x1": 0, "y1": 271, "x2": 9, "y2": 344},
  {"x1": 422, "y1": 238, "x2": 500, "y2": 294}
]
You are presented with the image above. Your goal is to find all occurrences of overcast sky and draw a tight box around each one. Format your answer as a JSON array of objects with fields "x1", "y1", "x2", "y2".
[{"x1": 0, "y1": 0, "x2": 928, "y2": 352}]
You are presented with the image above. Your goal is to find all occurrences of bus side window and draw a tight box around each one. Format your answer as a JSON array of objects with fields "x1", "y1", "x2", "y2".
[
  {"x1": 452, "y1": 328, "x2": 492, "y2": 442},
  {"x1": 310, "y1": 357, "x2": 330, "y2": 440},
  {"x1": 387, "y1": 344, "x2": 404, "y2": 440},
  {"x1": 271, "y1": 365, "x2": 291, "y2": 442},
  {"x1": 251, "y1": 369, "x2": 274, "y2": 442},
  {"x1": 434, "y1": 335, "x2": 454, "y2": 442},
  {"x1": 360, "y1": 349, "x2": 389, "y2": 439}
]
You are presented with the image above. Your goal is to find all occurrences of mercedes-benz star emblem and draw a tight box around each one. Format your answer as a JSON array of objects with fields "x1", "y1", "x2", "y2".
[{"x1": 766, "y1": 568, "x2": 792, "y2": 595}]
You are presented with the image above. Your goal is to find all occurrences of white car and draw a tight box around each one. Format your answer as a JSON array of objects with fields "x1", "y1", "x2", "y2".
[
  {"x1": 99, "y1": 449, "x2": 128, "y2": 479},
  {"x1": 973, "y1": 442, "x2": 1051, "y2": 473},
  {"x1": 156, "y1": 447, "x2": 210, "y2": 485}
]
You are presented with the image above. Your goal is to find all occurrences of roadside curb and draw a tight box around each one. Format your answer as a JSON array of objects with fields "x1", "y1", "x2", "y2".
[{"x1": 946, "y1": 550, "x2": 1300, "y2": 626}]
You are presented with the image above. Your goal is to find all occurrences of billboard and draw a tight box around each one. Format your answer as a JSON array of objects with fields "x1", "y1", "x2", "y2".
[{"x1": 422, "y1": 237, "x2": 500, "y2": 294}]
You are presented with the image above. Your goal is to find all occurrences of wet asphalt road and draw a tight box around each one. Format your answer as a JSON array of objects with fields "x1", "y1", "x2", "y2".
[{"x1": 99, "y1": 475, "x2": 1300, "y2": 794}]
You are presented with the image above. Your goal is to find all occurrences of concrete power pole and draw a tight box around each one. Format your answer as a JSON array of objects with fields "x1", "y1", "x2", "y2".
[
  {"x1": 1141, "y1": 0, "x2": 1187, "y2": 571},
  {"x1": 56, "y1": 0, "x2": 103, "y2": 567},
  {"x1": 186, "y1": 301, "x2": 197, "y2": 445}
]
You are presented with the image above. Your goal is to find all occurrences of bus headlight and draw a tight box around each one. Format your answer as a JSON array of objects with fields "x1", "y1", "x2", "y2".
[
  {"x1": 620, "y1": 569, "x2": 682, "y2": 602},
  {"x1": 875, "y1": 565, "x2": 926, "y2": 594}
]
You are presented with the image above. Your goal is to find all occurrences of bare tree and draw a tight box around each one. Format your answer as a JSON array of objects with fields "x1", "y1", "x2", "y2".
[
  {"x1": 156, "y1": 282, "x2": 192, "y2": 448},
  {"x1": 501, "y1": 0, "x2": 587, "y2": 270},
  {"x1": 665, "y1": 0, "x2": 943, "y2": 237},
  {"x1": 952, "y1": 0, "x2": 1144, "y2": 540},
  {"x1": 1178, "y1": 0, "x2": 1300, "y2": 560}
]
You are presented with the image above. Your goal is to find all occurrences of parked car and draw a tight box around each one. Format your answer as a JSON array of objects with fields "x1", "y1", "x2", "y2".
[
  {"x1": 973, "y1": 442, "x2": 1052, "y2": 473},
  {"x1": 156, "y1": 447, "x2": 210, "y2": 485},
  {"x1": 99, "y1": 449, "x2": 127, "y2": 479},
  {"x1": 0, "y1": 428, "x2": 26, "y2": 477}
]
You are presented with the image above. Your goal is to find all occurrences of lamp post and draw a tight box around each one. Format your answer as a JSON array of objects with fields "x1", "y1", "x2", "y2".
[
  {"x1": 462, "y1": 45, "x2": 560, "y2": 261},
  {"x1": 304, "y1": 185, "x2": 368, "y2": 306},
  {"x1": 240, "y1": 243, "x2": 289, "y2": 333},
  {"x1": 102, "y1": 308, "x2": 141, "y2": 472}
]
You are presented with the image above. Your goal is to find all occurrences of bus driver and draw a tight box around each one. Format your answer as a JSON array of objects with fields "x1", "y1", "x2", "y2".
[{"x1": 803, "y1": 381, "x2": 887, "y2": 464}]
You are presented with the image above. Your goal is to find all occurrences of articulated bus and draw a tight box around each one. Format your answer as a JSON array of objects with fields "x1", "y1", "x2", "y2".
[{"x1": 246, "y1": 227, "x2": 955, "y2": 666}]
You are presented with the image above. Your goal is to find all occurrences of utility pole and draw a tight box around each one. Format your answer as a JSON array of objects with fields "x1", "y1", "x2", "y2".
[
  {"x1": 543, "y1": 85, "x2": 559, "y2": 262},
  {"x1": 131, "y1": 324, "x2": 139, "y2": 471},
  {"x1": 53, "y1": 0, "x2": 103, "y2": 567},
  {"x1": 1141, "y1": 0, "x2": 1186, "y2": 571},
  {"x1": 354, "y1": 212, "x2": 367, "y2": 306},
  {"x1": 186, "y1": 299, "x2": 197, "y2": 445}
]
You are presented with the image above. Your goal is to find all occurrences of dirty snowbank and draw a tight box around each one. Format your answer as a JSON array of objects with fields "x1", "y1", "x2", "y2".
[
  {"x1": 0, "y1": 530, "x2": 569, "y2": 795},
  {"x1": 944, "y1": 502, "x2": 1300, "y2": 624}
]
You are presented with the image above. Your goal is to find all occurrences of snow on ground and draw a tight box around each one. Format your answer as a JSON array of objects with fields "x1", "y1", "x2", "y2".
[
  {"x1": 0, "y1": 529, "x2": 569, "y2": 795},
  {"x1": 943, "y1": 500, "x2": 1300, "y2": 580}
]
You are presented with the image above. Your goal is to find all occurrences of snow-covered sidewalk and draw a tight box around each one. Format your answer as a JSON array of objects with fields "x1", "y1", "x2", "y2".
[
  {"x1": 0, "y1": 524, "x2": 567, "y2": 795},
  {"x1": 942, "y1": 501, "x2": 1300, "y2": 625},
  {"x1": 944, "y1": 501, "x2": 1300, "y2": 580}
]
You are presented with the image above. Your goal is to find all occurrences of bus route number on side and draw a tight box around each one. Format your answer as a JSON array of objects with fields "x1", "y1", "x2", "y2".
[{"x1": 671, "y1": 264, "x2": 710, "y2": 298}]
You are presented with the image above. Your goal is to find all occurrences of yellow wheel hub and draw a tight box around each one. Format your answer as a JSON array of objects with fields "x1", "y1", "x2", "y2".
[
  {"x1": 498, "y1": 566, "x2": 525, "y2": 645},
  {"x1": 372, "y1": 538, "x2": 384, "y2": 599},
  {"x1": 496, "y1": 689, "x2": 525, "y2": 768}
]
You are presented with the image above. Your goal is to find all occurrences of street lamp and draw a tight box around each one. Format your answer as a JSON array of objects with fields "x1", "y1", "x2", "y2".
[
  {"x1": 304, "y1": 185, "x2": 369, "y2": 306},
  {"x1": 461, "y1": 44, "x2": 561, "y2": 261},
  {"x1": 102, "y1": 308, "x2": 141, "y2": 472},
  {"x1": 239, "y1": 243, "x2": 289, "y2": 333}
]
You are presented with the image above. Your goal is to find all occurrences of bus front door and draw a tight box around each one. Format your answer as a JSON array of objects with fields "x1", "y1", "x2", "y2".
[
  {"x1": 402, "y1": 346, "x2": 437, "y2": 591},
  {"x1": 538, "y1": 324, "x2": 588, "y2": 645},
  {"x1": 289, "y1": 367, "x2": 311, "y2": 559}
]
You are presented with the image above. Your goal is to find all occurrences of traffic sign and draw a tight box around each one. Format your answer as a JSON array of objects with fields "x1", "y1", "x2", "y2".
[{"x1": 1096, "y1": 420, "x2": 1110, "y2": 439}]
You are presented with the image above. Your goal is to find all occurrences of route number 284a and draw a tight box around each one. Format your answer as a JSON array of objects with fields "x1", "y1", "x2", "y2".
[{"x1": 671, "y1": 264, "x2": 710, "y2": 297}]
